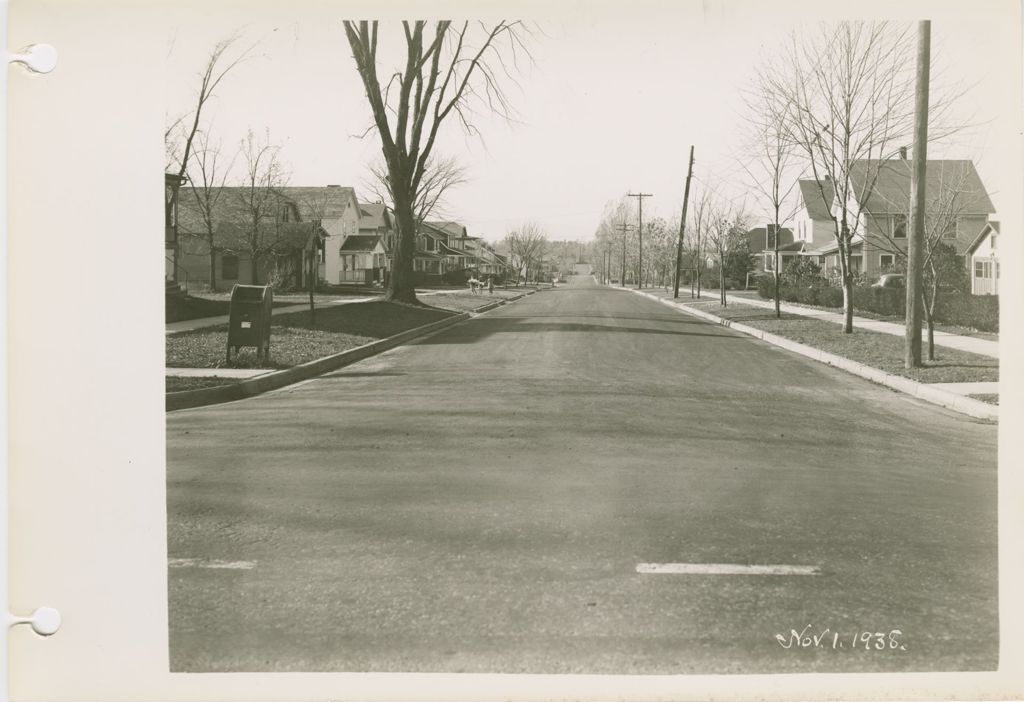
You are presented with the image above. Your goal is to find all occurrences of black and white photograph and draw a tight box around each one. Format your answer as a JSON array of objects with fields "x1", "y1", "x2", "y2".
[{"x1": 6, "y1": 0, "x2": 1024, "y2": 699}]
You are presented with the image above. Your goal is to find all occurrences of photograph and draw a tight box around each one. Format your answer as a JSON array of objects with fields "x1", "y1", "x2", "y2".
[
  {"x1": 161, "y1": 1, "x2": 1012, "y2": 677},
  {"x1": 6, "y1": 0, "x2": 1021, "y2": 699}
]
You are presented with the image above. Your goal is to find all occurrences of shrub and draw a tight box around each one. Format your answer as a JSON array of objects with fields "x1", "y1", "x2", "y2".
[
  {"x1": 816, "y1": 285, "x2": 844, "y2": 308},
  {"x1": 934, "y1": 293, "x2": 999, "y2": 332},
  {"x1": 852, "y1": 285, "x2": 905, "y2": 317},
  {"x1": 756, "y1": 275, "x2": 776, "y2": 299},
  {"x1": 782, "y1": 258, "x2": 825, "y2": 286}
]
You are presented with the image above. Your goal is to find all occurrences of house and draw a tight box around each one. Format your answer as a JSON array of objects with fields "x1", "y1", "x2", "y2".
[
  {"x1": 338, "y1": 234, "x2": 387, "y2": 285},
  {"x1": 843, "y1": 158, "x2": 994, "y2": 278},
  {"x1": 176, "y1": 185, "x2": 361, "y2": 289},
  {"x1": 796, "y1": 159, "x2": 995, "y2": 280},
  {"x1": 966, "y1": 221, "x2": 1000, "y2": 295},
  {"x1": 745, "y1": 225, "x2": 802, "y2": 273},
  {"x1": 165, "y1": 173, "x2": 187, "y2": 285},
  {"x1": 178, "y1": 220, "x2": 327, "y2": 289}
]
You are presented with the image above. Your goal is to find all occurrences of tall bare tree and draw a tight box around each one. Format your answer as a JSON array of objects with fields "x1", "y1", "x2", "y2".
[
  {"x1": 232, "y1": 128, "x2": 290, "y2": 285},
  {"x1": 685, "y1": 187, "x2": 713, "y2": 298},
  {"x1": 740, "y1": 79, "x2": 801, "y2": 317},
  {"x1": 343, "y1": 21, "x2": 532, "y2": 304},
  {"x1": 165, "y1": 35, "x2": 252, "y2": 233},
  {"x1": 185, "y1": 130, "x2": 237, "y2": 291},
  {"x1": 763, "y1": 21, "x2": 919, "y2": 333}
]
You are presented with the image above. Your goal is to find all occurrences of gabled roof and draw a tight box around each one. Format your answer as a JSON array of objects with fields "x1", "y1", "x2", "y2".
[
  {"x1": 966, "y1": 220, "x2": 999, "y2": 256},
  {"x1": 848, "y1": 160, "x2": 995, "y2": 215},
  {"x1": 438, "y1": 242, "x2": 466, "y2": 257},
  {"x1": 358, "y1": 202, "x2": 392, "y2": 230},
  {"x1": 799, "y1": 179, "x2": 835, "y2": 221},
  {"x1": 180, "y1": 220, "x2": 325, "y2": 255},
  {"x1": 177, "y1": 186, "x2": 357, "y2": 235},
  {"x1": 746, "y1": 225, "x2": 794, "y2": 250},
  {"x1": 424, "y1": 220, "x2": 467, "y2": 238},
  {"x1": 339, "y1": 235, "x2": 383, "y2": 252}
]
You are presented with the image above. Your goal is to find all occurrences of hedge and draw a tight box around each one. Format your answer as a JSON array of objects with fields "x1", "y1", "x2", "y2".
[
  {"x1": 935, "y1": 293, "x2": 999, "y2": 332},
  {"x1": 757, "y1": 279, "x2": 999, "y2": 332}
]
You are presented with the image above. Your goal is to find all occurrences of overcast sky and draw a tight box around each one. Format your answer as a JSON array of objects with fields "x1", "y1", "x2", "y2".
[{"x1": 165, "y1": 0, "x2": 1022, "y2": 244}]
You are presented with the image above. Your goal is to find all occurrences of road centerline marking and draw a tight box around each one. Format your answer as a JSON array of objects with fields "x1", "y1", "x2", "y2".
[
  {"x1": 169, "y1": 558, "x2": 257, "y2": 570},
  {"x1": 636, "y1": 563, "x2": 820, "y2": 575}
]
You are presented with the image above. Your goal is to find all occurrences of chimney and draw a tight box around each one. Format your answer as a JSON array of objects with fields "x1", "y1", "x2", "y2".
[{"x1": 899, "y1": 146, "x2": 908, "y2": 160}]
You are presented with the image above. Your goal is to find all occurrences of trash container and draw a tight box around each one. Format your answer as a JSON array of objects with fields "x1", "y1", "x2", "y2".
[{"x1": 226, "y1": 284, "x2": 273, "y2": 363}]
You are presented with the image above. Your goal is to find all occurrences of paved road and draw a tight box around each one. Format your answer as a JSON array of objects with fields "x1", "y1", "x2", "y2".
[{"x1": 166, "y1": 273, "x2": 997, "y2": 674}]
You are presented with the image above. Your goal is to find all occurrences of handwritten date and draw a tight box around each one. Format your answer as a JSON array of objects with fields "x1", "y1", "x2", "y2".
[{"x1": 775, "y1": 625, "x2": 906, "y2": 651}]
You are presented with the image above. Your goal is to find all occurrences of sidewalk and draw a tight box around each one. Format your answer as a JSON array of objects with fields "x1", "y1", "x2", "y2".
[
  {"x1": 645, "y1": 288, "x2": 997, "y2": 359},
  {"x1": 166, "y1": 288, "x2": 465, "y2": 334}
]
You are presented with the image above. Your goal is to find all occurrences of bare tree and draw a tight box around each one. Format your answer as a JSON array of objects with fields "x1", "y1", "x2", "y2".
[
  {"x1": 685, "y1": 187, "x2": 713, "y2": 298},
  {"x1": 165, "y1": 35, "x2": 252, "y2": 232},
  {"x1": 505, "y1": 222, "x2": 548, "y2": 285},
  {"x1": 704, "y1": 201, "x2": 751, "y2": 307},
  {"x1": 740, "y1": 78, "x2": 802, "y2": 317},
  {"x1": 232, "y1": 129, "x2": 290, "y2": 285},
  {"x1": 864, "y1": 160, "x2": 981, "y2": 358},
  {"x1": 184, "y1": 130, "x2": 237, "y2": 291},
  {"x1": 764, "y1": 21, "x2": 919, "y2": 333},
  {"x1": 343, "y1": 20, "x2": 532, "y2": 304},
  {"x1": 367, "y1": 154, "x2": 469, "y2": 231}
]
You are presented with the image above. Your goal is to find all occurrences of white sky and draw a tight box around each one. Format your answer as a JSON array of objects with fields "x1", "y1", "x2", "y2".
[{"x1": 164, "y1": 0, "x2": 1022, "y2": 244}]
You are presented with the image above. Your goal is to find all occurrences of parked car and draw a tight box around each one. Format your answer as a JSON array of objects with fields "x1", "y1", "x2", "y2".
[{"x1": 872, "y1": 273, "x2": 905, "y2": 289}]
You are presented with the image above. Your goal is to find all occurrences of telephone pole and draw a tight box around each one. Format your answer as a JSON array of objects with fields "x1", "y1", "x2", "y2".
[
  {"x1": 616, "y1": 222, "x2": 633, "y2": 286},
  {"x1": 906, "y1": 20, "x2": 930, "y2": 369},
  {"x1": 627, "y1": 192, "x2": 653, "y2": 289},
  {"x1": 673, "y1": 146, "x2": 695, "y2": 299}
]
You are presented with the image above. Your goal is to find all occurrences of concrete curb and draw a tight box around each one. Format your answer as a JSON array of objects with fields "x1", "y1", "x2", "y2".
[
  {"x1": 166, "y1": 292, "x2": 534, "y2": 412},
  {"x1": 626, "y1": 288, "x2": 998, "y2": 422}
]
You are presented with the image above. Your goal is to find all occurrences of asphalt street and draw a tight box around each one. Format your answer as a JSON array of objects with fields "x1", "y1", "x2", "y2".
[{"x1": 166, "y1": 272, "x2": 998, "y2": 673}]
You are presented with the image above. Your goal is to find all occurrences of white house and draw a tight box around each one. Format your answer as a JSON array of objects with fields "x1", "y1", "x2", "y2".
[{"x1": 966, "y1": 221, "x2": 1000, "y2": 295}]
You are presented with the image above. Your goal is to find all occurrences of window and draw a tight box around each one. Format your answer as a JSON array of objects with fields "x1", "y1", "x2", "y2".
[
  {"x1": 425, "y1": 237, "x2": 435, "y2": 252},
  {"x1": 991, "y1": 234, "x2": 997, "y2": 250},
  {"x1": 222, "y1": 254, "x2": 239, "y2": 280},
  {"x1": 880, "y1": 254, "x2": 894, "y2": 271},
  {"x1": 891, "y1": 214, "x2": 907, "y2": 239},
  {"x1": 975, "y1": 260, "x2": 992, "y2": 279}
]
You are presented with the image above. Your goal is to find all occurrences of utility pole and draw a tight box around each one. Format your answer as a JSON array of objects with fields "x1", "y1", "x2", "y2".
[
  {"x1": 627, "y1": 192, "x2": 653, "y2": 289},
  {"x1": 906, "y1": 20, "x2": 930, "y2": 369},
  {"x1": 673, "y1": 146, "x2": 695, "y2": 299},
  {"x1": 616, "y1": 222, "x2": 633, "y2": 286}
]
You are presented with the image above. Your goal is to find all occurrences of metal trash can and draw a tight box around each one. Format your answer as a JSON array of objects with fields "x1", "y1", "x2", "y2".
[{"x1": 226, "y1": 284, "x2": 273, "y2": 363}]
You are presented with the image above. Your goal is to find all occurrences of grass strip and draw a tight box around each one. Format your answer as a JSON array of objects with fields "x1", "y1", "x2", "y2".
[
  {"x1": 167, "y1": 300, "x2": 456, "y2": 369},
  {"x1": 678, "y1": 299, "x2": 998, "y2": 385}
]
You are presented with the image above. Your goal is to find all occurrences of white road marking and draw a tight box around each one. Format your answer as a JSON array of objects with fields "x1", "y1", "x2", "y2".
[
  {"x1": 636, "y1": 563, "x2": 820, "y2": 575},
  {"x1": 169, "y1": 558, "x2": 256, "y2": 570}
]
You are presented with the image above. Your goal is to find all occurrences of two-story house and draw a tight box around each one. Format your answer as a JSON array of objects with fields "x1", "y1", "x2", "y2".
[{"x1": 848, "y1": 158, "x2": 995, "y2": 278}]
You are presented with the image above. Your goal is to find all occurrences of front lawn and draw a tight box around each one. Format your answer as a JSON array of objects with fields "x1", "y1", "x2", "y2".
[
  {"x1": 680, "y1": 300, "x2": 998, "y2": 385},
  {"x1": 166, "y1": 300, "x2": 457, "y2": 369},
  {"x1": 166, "y1": 294, "x2": 301, "y2": 323}
]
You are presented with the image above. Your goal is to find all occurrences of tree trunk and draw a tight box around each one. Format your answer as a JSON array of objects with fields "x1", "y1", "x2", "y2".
[
  {"x1": 388, "y1": 194, "x2": 419, "y2": 304},
  {"x1": 719, "y1": 257, "x2": 726, "y2": 306},
  {"x1": 838, "y1": 228, "x2": 854, "y2": 333},
  {"x1": 208, "y1": 242, "x2": 218, "y2": 292},
  {"x1": 774, "y1": 250, "x2": 780, "y2": 318}
]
